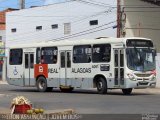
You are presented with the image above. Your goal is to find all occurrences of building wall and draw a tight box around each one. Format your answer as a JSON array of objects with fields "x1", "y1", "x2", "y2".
[
  {"x1": 0, "y1": 8, "x2": 18, "y2": 80},
  {"x1": 6, "y1": 0, "x2": 117, "y2": 47},
  {"x1": 121, "y1": 0, "x2": 160, "y2": 88},
  {"x1": 120, "y1": 0, "x2": 160, "y2": 52},
  {"x1": 0, "y1": 30, "x2": 5, "y2": 41}
]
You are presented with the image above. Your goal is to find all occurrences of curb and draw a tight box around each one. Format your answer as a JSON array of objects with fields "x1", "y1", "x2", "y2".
[
  {"x1": 0, "y1": 81, "x2": 8, "y2": 85},
  {"x1": 45, "y1": 109, "x2": 75, "y2": 114},
  {"x1": 0, "y1": 108, "x2": 75, "y2": 115}
]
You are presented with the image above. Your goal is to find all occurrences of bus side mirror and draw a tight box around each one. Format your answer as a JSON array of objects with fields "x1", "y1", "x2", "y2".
[{"x1": 153, "y1": 49, "x2": 157, "y2": 56}]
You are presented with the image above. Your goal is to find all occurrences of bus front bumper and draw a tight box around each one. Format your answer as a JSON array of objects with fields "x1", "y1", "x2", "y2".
[{"x1": 126, "y1": 79, "x2": 156, "y2": 89}]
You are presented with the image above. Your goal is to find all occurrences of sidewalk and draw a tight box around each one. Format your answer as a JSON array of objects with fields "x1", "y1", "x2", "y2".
[{"x1": 0, "y1": 80, "x2": 8, "y2": 84}]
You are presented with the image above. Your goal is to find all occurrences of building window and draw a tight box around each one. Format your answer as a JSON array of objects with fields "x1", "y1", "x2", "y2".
[
  {"x1": 64, "y1": 23, "x2": 71, "y2": 34},
  {"x1": 51, "y1": 24, "x2": 58, "y2": 29},
  {"x1": 90, "y1": 20, "x2": 98, "y2": 26},
  {"x1": 73, "y1": 45, "x2": 91, "y2": 63},
  {"x1": 0, "y1": 36, "x2": 2, "y2": 41},
  {"x1": 36, "y1": 26, "x2": 42, "y2": 31},
  {"x1": 9, "y1": 49, "x2": 23, "y2": 65},
  {"x1": 11, "y1": 28, "x2": 17, "y2": 33}
]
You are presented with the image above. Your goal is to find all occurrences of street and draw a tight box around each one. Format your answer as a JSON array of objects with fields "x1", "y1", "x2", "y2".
[{"x1": 0, "y1": 83, "x2": 160, "y2": 114}]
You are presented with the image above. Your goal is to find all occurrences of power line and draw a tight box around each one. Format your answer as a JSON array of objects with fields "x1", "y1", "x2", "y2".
[
  {"x1": 86, "y1": 0, "x2": 116, "y2": 7},
  {"x1": 6, "y1": 9, "x2": 114, "y2": 35},
  {"x1": 124, "y1": 11, "x2": 160, "y2": 12},
  {"x1": 25, "y1": 0, "x2": 44, "y2": 5},
  {"x1": 75, "y1": 0, "x2": 115, "y2": 8},
  {"x1": 48, "y1": 25, "x2": 114, "y2": 42},
  {"x1": 4, "y1": 0, "x2": 116, "y2": 43},
  {"x1": 8, "y1": 20, "x2": 116, "y2": 42},
  {"x1": 72, "y1": 7, "x2": 116, "y2": 24},
  {"x1": 7, "y1": 7, "x2": 115, "y2": 25},
  {"x1": 6, "y1": 9, "x2": 115, "y2": 41},
  {"x1": 126, "y1": 27, "x2": 160, "y2": 30},
  {"x1": 9, "y1": 24, "x2": 115, "y2": 43}
]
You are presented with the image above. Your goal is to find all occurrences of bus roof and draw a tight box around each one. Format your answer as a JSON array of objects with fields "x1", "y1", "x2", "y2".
[{"x1": 9, "y1": 37, "x2": 152, "y2": 49}]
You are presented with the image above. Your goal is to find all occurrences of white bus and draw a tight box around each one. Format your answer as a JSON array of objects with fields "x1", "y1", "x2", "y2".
[{"x1": 6, "y1": 37, "x2": 156, "y2": 94}]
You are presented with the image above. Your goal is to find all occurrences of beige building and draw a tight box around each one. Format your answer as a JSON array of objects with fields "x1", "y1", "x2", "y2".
[{"x1": 118, "y1": 0, "x2": 160, "y2": 52}]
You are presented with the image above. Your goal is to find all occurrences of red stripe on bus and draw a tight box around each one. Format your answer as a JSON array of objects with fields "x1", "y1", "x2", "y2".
[{"x1": 34, "y1": 64, "x2": 48, "y2": 78}]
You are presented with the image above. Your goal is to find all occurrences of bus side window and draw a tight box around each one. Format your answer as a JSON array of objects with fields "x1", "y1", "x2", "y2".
[
  {"x1": 9, "y1": 49, "x2": 23, "y2": 65},
  {"x1": 92, "y1": 44, "x2": 111, "y2": 63},
  {"x1": 36, "y1": 47, "x2": 41, "y2": 64},
  {"x1": 73, "y1": 45, "x2": 91, "y2": 63},
  {"x1": 41, "y1": 47, "x2": 58, "y2": 64}
]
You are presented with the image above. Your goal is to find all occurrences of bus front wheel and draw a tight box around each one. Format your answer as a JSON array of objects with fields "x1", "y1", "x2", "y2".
[
  {"x1": 122, "y1": 88, "x2": 132, "y2": 95},
  {"x1": 96, "y1": 77, "x2": 107, "y2": 94},
  {"x1": 36, "y1": 77, "x2": 52, "y2": 92}
]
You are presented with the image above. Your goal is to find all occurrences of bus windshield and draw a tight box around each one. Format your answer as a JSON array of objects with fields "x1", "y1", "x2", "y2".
[{"x1": 126, "y1": 48, "x2": 156, "y2": 71}]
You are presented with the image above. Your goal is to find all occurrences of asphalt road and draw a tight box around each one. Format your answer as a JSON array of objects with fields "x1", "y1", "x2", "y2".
[{"x1": 0, "y1": 84, "x2": 160, "y2": 114}]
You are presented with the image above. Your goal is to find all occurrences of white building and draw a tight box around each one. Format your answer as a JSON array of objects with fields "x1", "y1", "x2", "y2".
[{"x1": 6, "y1": 0, "x2": 117, "y2": 47}]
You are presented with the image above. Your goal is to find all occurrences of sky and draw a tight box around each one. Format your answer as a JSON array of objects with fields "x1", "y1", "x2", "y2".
[
  {"x1": 0, "y1": 0, "x2": 116, "y2": 11},
  {"x1": 0, "y1": 0, "x2": 64, "y2": 11}
]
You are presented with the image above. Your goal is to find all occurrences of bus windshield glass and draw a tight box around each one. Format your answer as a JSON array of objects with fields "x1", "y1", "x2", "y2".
[{"x1": 126, "y1": 48, "x2": 156, "y2": 71}]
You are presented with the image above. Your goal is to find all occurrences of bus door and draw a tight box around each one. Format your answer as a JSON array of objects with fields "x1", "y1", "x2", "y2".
[
  {"x1": 59, "y1": 51, "x2": 71, "y2": 86},
  {"x1": 114, "y1": 49, "x2": 124, "y2": 87},
  {"x1": 24, "y1": 52, "x2": 34, "y2": 86}
]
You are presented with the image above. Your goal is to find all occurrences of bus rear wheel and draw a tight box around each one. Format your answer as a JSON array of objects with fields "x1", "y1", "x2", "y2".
[
  {"x1": 122, "y1": 88, "x2": 132, "y2": 95},
  {"x1": 36, "y1": 77, "x2": 52, "y2": 92},
  {"x1": 96, "y1": 77, "x2": 107, "y2": 94}
]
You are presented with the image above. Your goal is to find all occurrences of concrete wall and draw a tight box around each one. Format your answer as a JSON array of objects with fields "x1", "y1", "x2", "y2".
[{"x1": 6, "y1": 0, "x2": 117, "y2": 47}]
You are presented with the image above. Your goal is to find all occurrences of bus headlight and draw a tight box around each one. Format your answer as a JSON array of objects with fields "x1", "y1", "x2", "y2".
[
  {"x1": 127, "y1": 73, "x2": 136, "y2": 81},
  {"x1": 151, "y1": 75, "x2": 156, "y2": 81}
]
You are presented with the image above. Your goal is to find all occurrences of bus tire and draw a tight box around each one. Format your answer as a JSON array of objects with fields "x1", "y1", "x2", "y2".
[
  {"x1": 122, "y1": 88, "x2": 132, "y2": 95},
  {"x1": 36, "y1": 76, "x2": 48, "y2": 92},
  {"x1": 96, "y1": 77, "x2": 107, "y2": 94}
]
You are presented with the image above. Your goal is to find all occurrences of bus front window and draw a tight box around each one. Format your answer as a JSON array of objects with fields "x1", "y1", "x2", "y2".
[{"x1": 126, "y1": 48, "x2": 156, "y2": 71}]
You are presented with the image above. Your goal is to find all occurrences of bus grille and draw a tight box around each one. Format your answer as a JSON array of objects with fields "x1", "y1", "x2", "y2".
[
  {"x1": 139, "y1": 82, "x2": 149, "y2": 85},
  {"x1": 134, "y1": 73, "x2": 151, "y2": 77}
]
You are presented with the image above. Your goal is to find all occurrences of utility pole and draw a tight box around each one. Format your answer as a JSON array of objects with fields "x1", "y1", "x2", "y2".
[
  {"x1": 117, "y1": 0, "x2": 121, "y2": 38},
  {"x1": 19, "y1": 0, "x2": 25, "y2": 9}
]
